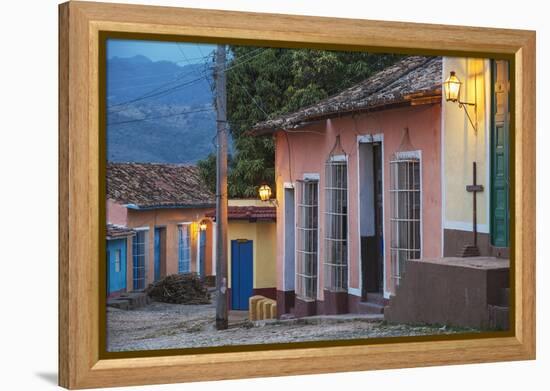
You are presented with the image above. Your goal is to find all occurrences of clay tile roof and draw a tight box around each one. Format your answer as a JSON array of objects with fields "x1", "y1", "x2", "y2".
[
  {"x1": 106, "y1": 223, "x2": 135, "y2": 239},
  {"x1": 205, "y1": 206, "x2": 276, "y2": 222},
  {"x1": 107, "y1": 162, "x2": 215, "y2": 209},
  {"x1": 252, "y1": 56, "x2": 442, "y2": 132}
]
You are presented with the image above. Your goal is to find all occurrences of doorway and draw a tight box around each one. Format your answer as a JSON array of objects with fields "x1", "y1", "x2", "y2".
[
  {"x1": 154, "y1": 227, "x2": 166, "y2": 281},
  {"x1": 198, "y1": 228, "x2": 206, "y2": 277},
  {"x1": 284, "y1": 187, "x2": 295, "y2": 292},
  {"x1": 359, "y1": 141, "x2": 384, "y2": 297},
  {"x1": 231, "y1": 239, "x2": 253, "y2": 310},
  {"x1": 107, "y1": 238, "x2": 127, "y2": 296}
]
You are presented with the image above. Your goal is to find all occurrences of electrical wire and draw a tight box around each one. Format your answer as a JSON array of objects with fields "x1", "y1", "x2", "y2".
[
  {"x1": 107, "y1": 107, "x2": 213, "y2": 126},
  {"x1": 107, "y1": 47, "x2": 266, "y2": 112}
]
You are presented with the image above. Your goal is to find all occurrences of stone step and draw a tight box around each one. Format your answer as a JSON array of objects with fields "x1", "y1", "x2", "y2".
[
  {"x1": 488, "y1": 304, "x2": 509, "y2": 330},
  {"x1": 107, "y1": 298, "x2": 130, "y2": 310},
  {"x1": 357, "y1": 301, "x2": 385, "y2": 315},
  {"x1": 114, "y1": 291, "x2": 151, "y2": 310},
  {"x1": 365, "y1": 292, "x2": 387, "y2": 306}
]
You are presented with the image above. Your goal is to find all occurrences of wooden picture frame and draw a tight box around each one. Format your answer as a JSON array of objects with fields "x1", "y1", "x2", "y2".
[{"x1": 59, "y1": 1, "x2": 536, "y2": 388}]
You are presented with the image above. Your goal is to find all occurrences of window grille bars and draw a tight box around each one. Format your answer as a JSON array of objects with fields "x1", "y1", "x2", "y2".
[
  {"x1": 324, "y1": 159, "x2": 348, "y2": 291},
  {"x1": 178, "y1": 225, "x2": 191, "y2": 273},
  {"x1": 132, "y1": 230, "x2": 147, "y2": 290},
  {"x1": 389, "y1": 158, "x2": 421, "y2": 290},
  {"x1": 296, "y1": 179, "x2": 319, "y2": 300}
]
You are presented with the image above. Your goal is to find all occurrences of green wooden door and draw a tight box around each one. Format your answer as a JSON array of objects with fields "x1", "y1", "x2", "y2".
[{"x1": 491, "y1": 60, "x2": 510, "y2": 248}]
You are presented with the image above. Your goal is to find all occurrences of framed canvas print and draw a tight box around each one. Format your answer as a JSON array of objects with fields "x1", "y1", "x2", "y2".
[{"x1": 58, "y1": 1, "x2": 536, "y2": 389}]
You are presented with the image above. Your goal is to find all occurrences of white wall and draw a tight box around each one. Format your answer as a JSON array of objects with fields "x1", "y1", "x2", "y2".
[{"x1": 0, "y1": 1, "x2": 546, "y2": 391}]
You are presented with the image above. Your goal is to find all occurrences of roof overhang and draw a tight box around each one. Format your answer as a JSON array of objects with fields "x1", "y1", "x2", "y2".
[
  {"x1": 125, "y1": 203, "x2": 216, "y2": 210},
  {"x1": 251, "y1": 90, "x2": 441, "y2": 135}
]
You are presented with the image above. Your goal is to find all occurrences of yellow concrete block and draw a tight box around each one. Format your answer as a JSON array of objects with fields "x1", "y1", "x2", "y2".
[
  {"x1": 262, "y1": 299, "x2": 276, "y2": 320},
  {"x1": 270, "y1": 303, "x2": 277, "y2": 319},
  {"x1": 262, "y1": 300, "x2": 270, "y2": 320},
  {"x1": 248, "y1": 295, "x2": 264, "y2": 321},
  {"x1": 256, "y1": 298, "x2": 266, "y2": 320}
]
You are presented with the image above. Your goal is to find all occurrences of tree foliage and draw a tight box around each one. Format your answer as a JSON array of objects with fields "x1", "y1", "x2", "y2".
[{"x1": 198, "y1": 47, "x2": 402, "y2": 198}]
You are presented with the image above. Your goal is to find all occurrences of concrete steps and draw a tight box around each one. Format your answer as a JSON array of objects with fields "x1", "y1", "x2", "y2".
[
  {"x1": 488, "y1": 305, "x2": 509, "y2": 330},
  {"x1": 357, "y1": 293, "x2": 387, "y2": 314},
  {"x1": 107, "y1": 291, "x2": 151, "y2": 310}
]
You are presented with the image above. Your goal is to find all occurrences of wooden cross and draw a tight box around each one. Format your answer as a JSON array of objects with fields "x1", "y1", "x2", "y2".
[{"x1": 460, "y1": 161, "x2": 484, "y2": 257}]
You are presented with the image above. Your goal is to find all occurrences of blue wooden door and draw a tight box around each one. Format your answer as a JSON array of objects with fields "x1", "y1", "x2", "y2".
[
  {"x1": 231, "y1": 240, "x2": 253, "y2": 310},
  {"x1": 107, "y1": 238, "x2": 127, "y2": 295},
  {"x1": 154, "y1": 228, "x2": 161, "y2": 281},
  {"x1": 199, "y1": 230, "x2": 206, "y2": 277}
]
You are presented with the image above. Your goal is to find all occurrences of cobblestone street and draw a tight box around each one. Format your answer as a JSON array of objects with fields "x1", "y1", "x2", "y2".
[{"x1": 107, "y1": 300, "x2": 476, "y2": 352}]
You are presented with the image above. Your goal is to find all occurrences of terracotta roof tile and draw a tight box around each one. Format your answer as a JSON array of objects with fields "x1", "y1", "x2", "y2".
[
  {"x1": 107, "y1": 162, "x2": 214, "y2": 209},
  {"x1": 106, "y1": 223, "x2": 135, "y2": 239},
  {"x1": 253, "y1": 56, "x2": 442, "y2": 132},
  {"x1": 205, "y1": 206, "x2": 276, "y2": 221}
]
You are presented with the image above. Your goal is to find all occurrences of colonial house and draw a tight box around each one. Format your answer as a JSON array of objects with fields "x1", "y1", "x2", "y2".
[
  {"x1": 205, "y1": 199, "x2": 277, "y2": 311},
  {"x1": 106, "y1": 162, "x2": 215, "y2": 296},
  {"x1": 252, "y1": 55, "x2": 510, "y2": 327}
]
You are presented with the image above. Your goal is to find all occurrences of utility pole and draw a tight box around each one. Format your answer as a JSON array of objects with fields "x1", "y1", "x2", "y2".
[{"x1": 215, "y1": 44, "x2": 228, "y2": 330}]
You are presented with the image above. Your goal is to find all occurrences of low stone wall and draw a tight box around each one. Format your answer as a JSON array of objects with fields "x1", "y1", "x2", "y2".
[{"x1": 384, "y1": 257, "x2": 509, "y2": 330}]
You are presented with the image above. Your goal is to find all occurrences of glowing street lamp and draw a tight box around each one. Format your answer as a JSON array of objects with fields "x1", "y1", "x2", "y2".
[
  {"x1": 442, "y1": 71, "x2": 478, "y2": 132},
  {"x1": 443, "y1": 71, "x2": 462, "y2": 102},
  {"x1": 258, "y1": 184, "x2": 272, "y2": 202}
]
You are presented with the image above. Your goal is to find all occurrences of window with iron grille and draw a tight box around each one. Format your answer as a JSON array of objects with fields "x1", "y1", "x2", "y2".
[
  {"x1": 296, "y1": 179, "x2": 319, "y2": 300},
  {"x1": 390, "y1": 157, "x2": 421, "y2": 288},
  {"x1": 132, "y1": 230, "x2": 148, "y2": 290},
  {"x1": 178, "y1": 224, "x2": 191, "y2": 273},
  {"x1": 324, "y1": 157, "x2": 348, "y2": 291}
]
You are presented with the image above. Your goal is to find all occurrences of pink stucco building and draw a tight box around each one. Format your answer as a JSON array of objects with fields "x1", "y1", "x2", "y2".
[{"x1": 253, "y1": 56, "x2": 443, "y2": 316}]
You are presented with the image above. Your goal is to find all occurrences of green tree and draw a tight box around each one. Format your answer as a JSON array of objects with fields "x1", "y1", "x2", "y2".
[{"x1": 199, "y1": 47, "x2": 402, "y2": 198}]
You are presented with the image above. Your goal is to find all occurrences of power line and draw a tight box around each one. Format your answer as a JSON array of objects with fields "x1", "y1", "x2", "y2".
[
  {"x1": 108, "y1": 48, "x2": 267, "y2": 112},
  {"x1": 107, "y1": 106, "x2": 213, "y2": 126},
  {"x1": 107, "y1": 48, "x2": 220, "y2": 111},
  {"x1": 178, "y1": 43, "x2": 215, "y2": 91},
  {"x1": 107, "y1": 70, "x2": 212, "y2": 112}
]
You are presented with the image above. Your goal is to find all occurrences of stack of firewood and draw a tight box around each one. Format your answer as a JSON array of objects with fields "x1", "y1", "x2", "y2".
[{"x1": 145, "y1": 273, "x2": 211, "y2": 305}]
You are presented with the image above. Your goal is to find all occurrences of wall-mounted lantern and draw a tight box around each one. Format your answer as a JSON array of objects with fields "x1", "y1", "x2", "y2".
[
  {"x1": 443, "y1": 71, "x2": 478, "y2": 132},
  {"x1": 258, "y1": 184, "x2": 272, "y2": 202},
  {"x1": 199, "y1": 221, "x2": 207, "y2": 231},
  {"x1": 258, "y1": 183, "x2": 278, "y2": 206}
]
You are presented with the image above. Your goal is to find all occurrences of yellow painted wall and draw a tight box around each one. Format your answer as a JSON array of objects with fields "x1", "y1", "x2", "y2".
[
  {"x1": 443, "y1": 57, "x2": 491, "y2": 232},
  {"x1": 226, "y1": 220, "x2": 277, "y2": 289},
  {"x1": 255, "y1": 222, "x2": 277, "y2": 288}
]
